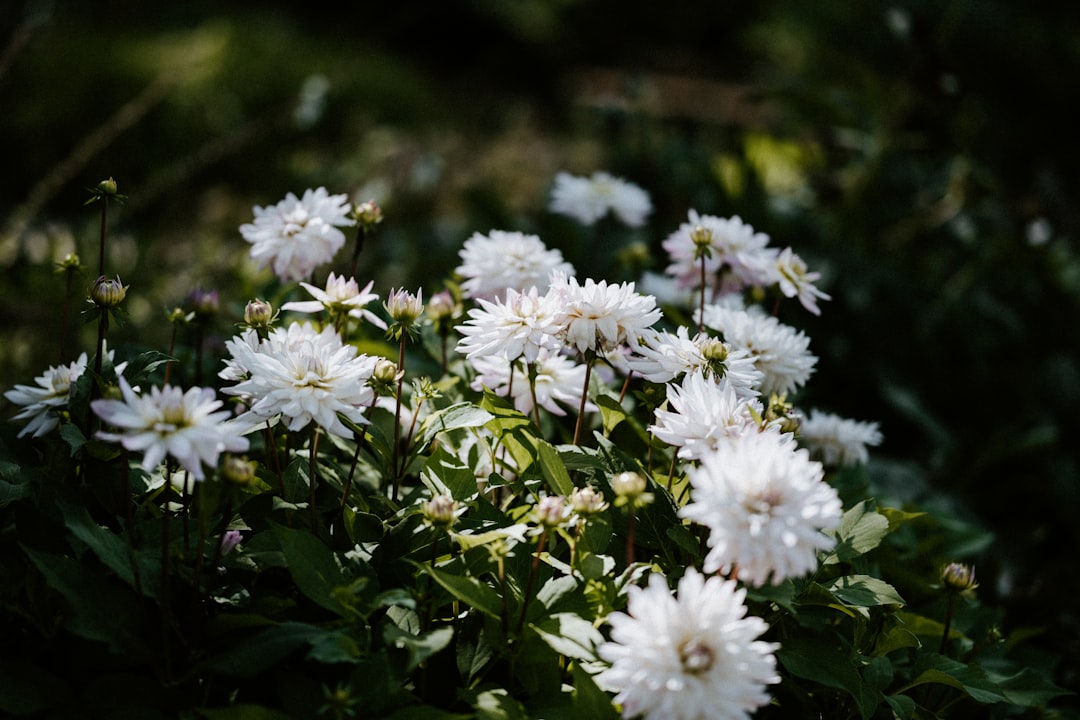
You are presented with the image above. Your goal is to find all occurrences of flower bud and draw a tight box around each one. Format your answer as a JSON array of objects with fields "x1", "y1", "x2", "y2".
[
  {"x1": 941, "y1": 562, "x2": 978, "y2": 593},
  {"x1": 91, "y1": 275, "x2": 127, "y2": 308},
  {"x1": 167, "y1": 306, "x2": 188, "y2": 324},
  {"x1": 426, "y1": 290, "x2": 458, "y2": 323},
  {"x1": 97, "y1": 177, "x2": 118, "y2": 196},
  {"x1": 570, "y1": 486, "x2": 609, "y2": 515},
  {"x1": 385, "y1": 287, "x2": 424, "y2": 326},
  {"x1": 372, "y1": 358, "x2": 399, "y2": 385},
  {"x1": 244, "y1": 298, "x2": 274, "y2": 327},
  {"x1": 534, "y1": 495, "x2": 570, "y2": 528},
  {"x1": 690, "y1": 224, "x2": 714, "y2": 259},
  {"x1": 188, "y1": 288, "x2": 220, "y2": 320},
  {"x1": 353, "y1": 199, "x2": 383, "y2": 232},
  {"x1": 422, "y1": 494, "x2": 460, "y2": 528},
  {"x1": 611, "y1": 471, "x2": 647, "y2": 499},
  {"x1": 56, "y1": 252, "x2": 81, "y2": 272},
  {"x1": 222, "y1": 455, "x2": 257, "y2": 486}
]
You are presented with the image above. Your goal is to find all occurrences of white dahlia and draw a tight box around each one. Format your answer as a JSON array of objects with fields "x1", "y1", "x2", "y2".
[
  {"x1": 548, "y1": 271, "x2": 661, "y2": 354},
  {"x1": 662, "y1": 210, "x2": 775, "y2": 295},
  {"x1": 650, "y1": 370, "x2": 763, "y2": 460},
  {"x1": 626, "y1": 325, "x2": 762, "y2": 396},
  {"x1": 455, "y1": 287, "x2": 566, "y2": 363},
  {"x1": 455, "y1": 230, "x2": 573, "y2": 301},
  {"x1": 798, "y1": 409, "x2": 883, "y2": 467},
  {"x1": 281, "y1": 272, "x2": 386, "y2": 330},
  {"x1": 240, "y1": 187, "x2": 353, "y2": 282},
  {"x1": 548, "y1": 171, "x2": 653, "y2": 228}
]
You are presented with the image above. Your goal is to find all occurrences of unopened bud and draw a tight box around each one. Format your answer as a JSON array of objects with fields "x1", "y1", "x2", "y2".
[
  {"x1": 222, "y1": 455, "x2": 257, "y2": 486},
  {"x1": 372, "y1": 358, "x2": 399, "y2": 385},
  {"x1": 244, "y1": 298, "x2": 274, "y2": 327},
  {"x1": 426, "y1": 290, "x2": 458, "y2": 322},
  {"x1": 353, "y1": 199, "x2": 383, "y2": 232},
  {"x1": 188, "y1": 288, "x2": 220, "y2": 319},
  {"x1": 611, "y1": 471, "x2": 647, "y2": 499},
  {"x1": 422, "y1": 494, "x2": 459, "y2": 527},
  {"x1": 534, "y1": 495, "x2": 570, "y2": 528},
  {"x1": 690, "y1": 224, "x2": 714, "y2": 260},
  {"x1": 57, "y1": 252, "x2": 81, "y2": 272},
  {"x1": 91, "y1": 275, "x2": 127, "y2": 308},
  {"x1": 570, "y1": 486, "x2": 609, "y2": 515},
  {"x1": 97, "y1": 177, "x2": 118, "y2": 196},
  {"x1": 941, "y1": 562, "x2": 978, "y2": 593},
  {"x1": 385, "y1": 288, "x2": 424, "y2": 326}
]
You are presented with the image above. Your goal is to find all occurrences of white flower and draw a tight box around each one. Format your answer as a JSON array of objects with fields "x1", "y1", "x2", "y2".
[
  {"x1": 699, "y1": 304, "x2": 816, "y2": 397},
  {"x1": 5, "y1": 348, "x2": 124, "y2": 438},
  {"x1": 240, "y1": 187, "x2": 352, "y2": 282},
  {"x1": 548, "y1": 271, "x2": 661, "y2": 354},
  {"x1": 281, "y1": 272, "x2": 386, "y2": 330},
  {"x1": 597, "y1": 568, "x2": 779, "y2": 720},
  {"x1": 662, "y1": 211, "x2": 775, "y2": 296},
  {"x1": 548, "y1": 171, "x2": 653, "y2": 227},
  {"x1": 455, "y1": 287, "x2": 565, "y2": 363},
  {"x1": 798, "y1": 409, "x2": 882, "y2": 467},
  {"x1": 468, "y1": 348, "x2": 595, "y2": 417},
  {"x1": 680, "y1": 431, "x2": 843, "y2": 586},
  {"x1": 773, "y1": 247, "x2": 830, "y2": 316},
  {"x1": 626, "y1": 325, "x2": 762, "y2": 396},
  {"x1": 222, "y1": 321, "x2": 378, "y2": 438},
  {"x1": 650, "y1": 371, "x2": 763, "y2": 460},
  {"x1": 92, "y1": 377, "x2": 249, "y2": 481},
  {"x1": 456, "y1": 230, "x2": 573, "y2": 301}
]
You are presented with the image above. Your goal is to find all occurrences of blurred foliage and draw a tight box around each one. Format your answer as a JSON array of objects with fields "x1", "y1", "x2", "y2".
[{"x1": 2, "y1": 0, "x2": 1079, "y2": 709}]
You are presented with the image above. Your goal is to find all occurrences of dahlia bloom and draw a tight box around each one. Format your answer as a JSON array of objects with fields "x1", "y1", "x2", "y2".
[
  {"x1": 626, "y1": 325, "x2": 762, "y2": 396},
  {"x1": 222, "y1": 321, "x2": 378, "y2": 438},
  {"x1": 662, "y1": 210, "x2": 775, "y2": 296},
  {"x1": 597, "y1": 568, "x2": 779, "y2": 720},
  {"x1": 548, "y1": 171, "x2": 653, "y2": 228},
  {"x1": 798, "y1": 409, "x2": 883, "y2": 467},
  {"x1": 698, "y1": 304, "x2": 816, "y2": 397},
  {"x1": 680, "y1": 430, "x2": 843, "y2": 586},
  {"x1": 5, "y1": 348, "x2": 123, "y2": 438},
  {"x1": 281, "y1": 273, "x2": 386, "y2": 330},
  {"x1": 455, "y1": 230, "x2": 573, "y2": 301},
  {"x1": 240, "y1": 187, "x2": 352, "y2": 282},
  {"x1": 468, "y1": 348, "x2": 595, "y2": 417},
  {"x1": 650, "y1": 370, "x2": 764, "y2": 460},
  {"x1": 92, "y1": 377, "x2": 249, "y2": 481},
  {"x1": 772, "y1": 246, "x2": 831, "y2": 316},
  {"x1": 455, "y1": 287, "x2": 565, "y2": 363},
  {"x1": 548, "y1": 271, "x2": 661, "y2": 354}
]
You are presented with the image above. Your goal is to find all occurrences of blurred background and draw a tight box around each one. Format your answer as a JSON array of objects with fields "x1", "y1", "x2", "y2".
[{"x1": 2, "y1": 0, "x2": 1078, "y2": 704}]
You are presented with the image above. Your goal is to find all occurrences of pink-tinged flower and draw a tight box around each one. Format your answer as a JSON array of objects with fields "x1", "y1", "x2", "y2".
[
  {"x1": 662, "y1": 211, "x2": 775, "y2": 297},
  {"x1": 798, "y1": 409, "x2": 882, "y2": 467},
  {"x1": 281, "y1": 272, "x2": 386, "y2": 329},
  {"x1": 240, "y1": 187, "x2": 352, "y2": 282},
  {"x1": 650, "y1": 370, "x2": 764, "y2": 460},
  {"x1": 548, "y1": 171, "x2": 653, "y2": 227},
  {"x1": 222, "y1": 321, "x2": 378, "y2": 438},
  {"x1": 456, "y1": 230, "x2": 573, "y2": 301},
  {"x1": 680, "y1": 430, "x2": 842, "y2": 586},
  {"x1": 92, "y1": 377, "x2": 249, "y2": 481},
  {"x1": 548, "y1": 271, "x2": 661, "y2": 354},
  {"x1": 698, "y1": 304, "x2": 816, "y2": 397},
  {"x1": 597, "y1": 568, "x2": 779, "y2": 720},
  {"x1": 455, "y1": 287, "x2": 565, "y2": 363}
]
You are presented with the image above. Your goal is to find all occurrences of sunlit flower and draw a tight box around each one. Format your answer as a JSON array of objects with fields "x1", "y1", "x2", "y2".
[
  {"x1": 548, "y1": 271, "x2": 661, "y2": 354},
  {"x1": 548, "y1": 171, "x2": 653, "y2": 227},
  {"x1": 626, "y1": 325, "x2": 762, "y2": 396},
  {"x1": 798, "y1": 409, "x2": 882, "y2": 467},
  {"x1": 455, "y1": 287, "x2": 565, "y2": 363},
  {"x1": 662, "y1": 211, "x2": 774, "y2": 297},
  {"x1": 281, "y1": 272, "x2": 386, "y2": 329},
  {"x1": 680, "y1": 431, "x2": 842, "y2": 586},
  {"x1": 5, "y1": 348, "x2": 126, "y2": 438},
  {"x1": 597, "y1": 568, "x2": 779, "y2": 720},
  {"x1": 772, "y1": 247, "x2": 830, "y2": 316},
  {"x1": 222, "y1": 321, "x2": 378, "y2": 438},
  {"x1": 698, "y1": 304, "x2": 816, "y2": 397},
  {"x1": 468, "y1": 348, "x2": 594, "y2": 417},
  {"x1": 456, "y1": 230, "x2": 573, "y2": 301},
  {"x1": 650, "y1": 370, "x2": 764, "y2": 460},
  {"x1": 240, "y1": 187, "x2": 352, "y2": 282},
  {"x1": 92, "y1": 377, "x2": 249, "y2": 481}
]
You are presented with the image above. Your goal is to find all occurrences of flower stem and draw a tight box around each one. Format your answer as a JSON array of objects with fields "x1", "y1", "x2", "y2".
[
  {"x1": 516, "y1": 529, "x2": 547, "y2": 635},
  {"x1": 527, "y1": 362, "x2": 542, "y2": 429},
  {"x1": 391, "y1": 331, "x2": 407, "y2": 501},
  {"x1": 698, "y1": 253, "x2": 707, "y2": 335},
  {"x1": 309, "y1": 426, "x2": 322, "y2": 530},
  {"x1": 940, "y1": 592, "x2": 956, "y2": 654},
  {"x1": 573, "y1": 354, "x2": 595, "y2": 446},
  {"x1": 625, "y1": 508, "x2": 636, "y2": 567}
]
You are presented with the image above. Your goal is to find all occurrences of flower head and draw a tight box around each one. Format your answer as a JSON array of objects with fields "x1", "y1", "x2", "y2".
[
  {"x1": 455, "y1": 287, "x2": 565, "y2": 363},
  {"x1": 699, "y1": 304, "x2": 816, "y2": 397},
  {"x1": 650, "y1": 371, "x2": 764, "y2": 460},
  {"x1": 456, "y1": 230, "x2": 573, "y2": 301},
  {"x1": 626, "y1": 325, "x2": 762, "y2": 396},
  {"x1": 798, "y1": 409, "x2": 883, "y2": 467},
  {"x1": 281, "y1": 273, "x2": 386, "y2": 330},
  {"x1": 597, "y1": 568, "x2": 779, "y2": 720},
  {"x1": 92, "y1": 377, "x2": 249, "y2": 481},
  {"x1": 773, "y1": 247, "x2": 831, "y2": 315},
  {"x1": 468, "y1": 348, "x2": 594, "y2": 418},
  {"x1": 5, "y1": 353, "x2": 91, "y2": 438},
  {"x1": 548, "y1": 171, "x2": 653, "y2": 228},
  {"x1": 90, "y1": 275, "x2": 128, "y2": 308},
  {"x1": 662, "y1": 211, "x2": 775, "y2": 296},
  {"x1": 221, "y1": 321, "x2": 378, "y2": 438},
  {"x1": 240, "y1": 187, "x2": 352, "y2": 282},
  {"x1": 548, "y1": 271, "x2": 661, "y2": 354},
  {"x1": 680, "y1": 431, "x2": 842, "y2": 586}
]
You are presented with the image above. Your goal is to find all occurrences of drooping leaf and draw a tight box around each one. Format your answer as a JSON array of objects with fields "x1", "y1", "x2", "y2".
[
  {"x1": 415, "y1": 401, "x2": 494, "y2": 453},
  {"x1": 57, "y1": 498, "x2": 160, "y2": 597},
  {"x1": 383, "y1": 623, "x2": 454, "y2": 673}
]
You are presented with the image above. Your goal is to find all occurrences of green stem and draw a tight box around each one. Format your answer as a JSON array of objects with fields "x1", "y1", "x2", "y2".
[
  {"x1": 940, "y1": 592, "x2": 956, "y2": 654},
  {"x1": 573, "y1": 354, "x2": 595, "y2": 446},
  {"x1": 698, "y1": 252, "x2": 706, "y2": 335},
  {"x1": 309, "y1": 427, "x2": 322, "y2": 530},
  {"x1": 391, "y1": 331, "x2": 407, "y2": 501},
  {"x1": 527, "y1": 361, "x2": 542, "y2": 429},
  {"x1": 516, "y1": 530, "x2": 547, "y2": 635}
]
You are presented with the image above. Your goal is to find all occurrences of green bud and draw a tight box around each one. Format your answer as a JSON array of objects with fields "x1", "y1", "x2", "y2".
[
  {"x1": 244, "y1": 298, "x2": 274, "y2": 327},
  {"x1": 422, "y1": 494, "x2": 460, "y2": 527},
  {"x1": 97, "y1": 178, "x2": 118, "y2": 196},
  {"x1": 222, "y1": 455, "x2": 257, "y2": 486},
  {"x1": 570, "y1": 486, "x2": 609, "y2": 515},
  {"x1": 353, "y1": 199, "x2": 383, "y2": 232},
  {"x1": 611, "y1": 471, "x2": 647, "y2": 499},
  {"x1": 941, "y1": 562, "x2": 978, "y2": 593},
  {"x1": 91, "y1": 275, "x2": 127, "y2": 308}
]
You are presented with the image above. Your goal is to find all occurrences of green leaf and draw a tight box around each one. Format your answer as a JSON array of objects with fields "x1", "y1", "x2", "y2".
[
  {"x1": 824, "y1": 575, "x2": 905, "y2": 608},
  {"x1": 878, "y1": 506, "x2": 926, "y2": 533},
  {"x1": 422, "y1": 445, "x2": 482, "y2": 502},
  {"x1": 824, "y1": 499, "x2": 890, "y2": 564},
  {"x1": 200, "y1": 622, "x2": 348, "y2": 677},
  {"x1": 883, "y1": 694, "x2": 915, "y2": 719},
  {"x1": 572, "y1": 664, "x2": 620, "y2": 719},
  {"x1": 58, "y1": 498, "x2": 160, "y2": 597},
  {"x1": 0, "y1": 478, "x2": 31, "y2": 508},
  {"x1": 415, "y1": 402, "x2": 494, "y2": 452},
  {"x1": 595, "y1": 394, "x2": 627, "y2": 435},
  {"x1": 383, "y1": 623, "x2": 454, "y2": 674},
  {"x1": 904, "y1": 654, "x2": 1004, "y2": 704},
  {"x1": 534, "y1": 437, "x2": 574, "y2": 496},
  {"x1": 58, "y1": 423, "x2": 88, "y2": 456},
  {"x1": 991, "y1": 667, "x2": 1073, "y2": 707},
  {"x1": 778, "y1": 635, "x2": 877, "y2": 717},
  {"x1": 270, "y1": 522, "x2": 347, "y2": 616},
  {"x1": 529, "y1": 612, "x2": 604, "y2": 661},
  {"x1": 416, "y1": 562, "x2": 503, "y2": 619},
  {"x1": 472, "y1": 688, "x2": 531, "y2": 720}
]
